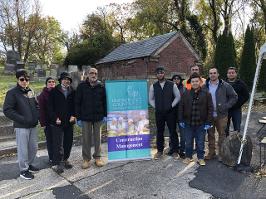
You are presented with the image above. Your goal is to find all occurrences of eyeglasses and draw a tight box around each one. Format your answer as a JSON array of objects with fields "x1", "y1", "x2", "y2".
[
  {"x1": 47, "y1": 80, "x2": 55, "y2": 83},
  {"x1": 19, "y1": 78, "x2": 29, "y2": 82},
  {"x1": 89, "y1": 72, "x2": 98, "y2": 75},
  {"x1": 156, "y1": 71, "x2": 164, "y2": 75}
]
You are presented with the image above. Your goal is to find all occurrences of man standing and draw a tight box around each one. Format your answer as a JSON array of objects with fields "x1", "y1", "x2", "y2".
[
  {"x1": 48, "y1": 72, "x2": 76, "y2": 174},
  {"x1": 183, "y1": 64, "x2": 206, "y2": 90},
  {"x1": 179, "y1": 73, "x2": 213, "y2": 166},
  {"x1": 3, "y1": 70, "x2": 39, "y2": 180},
  {"x1": 37, "y1": 77, "x2": 56, "y2": 164},
  {"x1": 225, "y1": 67, "x2": 249, "y2": 136},
  {"x1": 76, "y1": 68, "x2": 107, "y2": 169},
  {"x1": 204, "y1": 68, "x2": 238, "y2": 161},
  {"x1": 149, "y1": 66, "x2": 181, "y2": 160}
]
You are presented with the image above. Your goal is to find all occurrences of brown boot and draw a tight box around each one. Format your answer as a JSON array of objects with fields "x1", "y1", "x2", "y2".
[
  {"x1": 154, "y1": 152, "x2": 163, "y2": 160},
  {"x1": 81, "y1": 160, "x2": 90, "y2": 169},
  {"x1": 95, "y1": 159, "x2": 105, "y2": 167}
]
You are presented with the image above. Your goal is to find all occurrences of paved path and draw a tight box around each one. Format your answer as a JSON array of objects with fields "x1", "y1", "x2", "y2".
[
  {"x1": 0, "y1": 112, "x2": 266, "y2": 199},
  {"x1": 0, "y1": 144, "x2": 211, "y2": 199}
]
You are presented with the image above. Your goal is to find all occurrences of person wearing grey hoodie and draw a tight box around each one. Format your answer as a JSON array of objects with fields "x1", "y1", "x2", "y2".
[{"x1": 203, "y1": 68, "x2": 238, "y2": 161}]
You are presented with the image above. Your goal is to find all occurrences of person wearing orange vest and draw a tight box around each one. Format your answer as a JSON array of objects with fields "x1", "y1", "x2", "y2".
[{"x1": 183, "y1": 64, "x2": 206, "y2": 90}]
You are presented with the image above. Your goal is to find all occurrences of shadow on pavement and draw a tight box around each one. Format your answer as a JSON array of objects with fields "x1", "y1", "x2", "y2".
[
  {"x1": 52, "y1": 185, "x2": 91, "y2": 199},
  {"x1": 0, "y1": 155, "x2": 50, "y2": 181}
]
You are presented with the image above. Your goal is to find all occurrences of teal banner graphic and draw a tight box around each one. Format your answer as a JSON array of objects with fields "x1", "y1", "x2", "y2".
[{"x1": 105, "y1": 80, "x2": 151, "y2": 162}]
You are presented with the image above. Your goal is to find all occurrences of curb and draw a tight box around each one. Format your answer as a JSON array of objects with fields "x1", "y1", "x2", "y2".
[{"x1": 0, "y1": 135, "x2": 82, "y2": 157}]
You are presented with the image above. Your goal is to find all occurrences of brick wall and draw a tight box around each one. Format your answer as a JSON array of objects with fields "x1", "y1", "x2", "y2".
[{"x1": 96, "y1": 35, "x2": 199, "y2": 81}]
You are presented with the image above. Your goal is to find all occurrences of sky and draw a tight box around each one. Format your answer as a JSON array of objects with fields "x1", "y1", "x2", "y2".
[{"x1": 40, "y1": 0, "x2": 134, "y2": 32}]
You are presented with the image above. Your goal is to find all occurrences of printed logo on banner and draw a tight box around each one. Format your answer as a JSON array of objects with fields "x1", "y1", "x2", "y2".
[{"x1": 105, "y1": 80, "x2": 151, "y2": 161}]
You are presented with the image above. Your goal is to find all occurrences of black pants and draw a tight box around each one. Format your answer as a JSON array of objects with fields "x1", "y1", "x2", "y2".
[
  {"x1": 155, "y1": 110, "x2": 179, "y2": 153},
  {"x1": 52, "y1": 125, "x2": 73, "y2": 165},
  {"x1": 225, "y1": 108, "x2": 242, "y2": 136},
  {"x1": 44, "y1": 125, "x2": 53, "y2": 161}
]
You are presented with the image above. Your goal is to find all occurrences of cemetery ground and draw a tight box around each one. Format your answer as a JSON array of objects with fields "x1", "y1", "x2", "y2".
[{"x1": 0, "y1": 110, "x2": 266, "y2": 198}]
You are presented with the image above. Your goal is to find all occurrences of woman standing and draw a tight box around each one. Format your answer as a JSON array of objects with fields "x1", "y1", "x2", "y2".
[
  {"x1": 37, "y1": 77, "x2": 56, "y2": 164},
  {"x1": 171, "y1": 74, "x2": 186, "y2": 158}
]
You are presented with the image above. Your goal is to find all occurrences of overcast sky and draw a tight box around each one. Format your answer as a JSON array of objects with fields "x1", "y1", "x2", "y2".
[{"x1": 39, "y1": 0, "x2": 134, "y2": 32}]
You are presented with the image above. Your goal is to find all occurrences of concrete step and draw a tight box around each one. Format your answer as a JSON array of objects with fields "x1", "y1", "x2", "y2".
[
  {"x1": 0, "y1": 135, "x2": 16, "y2": 143},
  {"x1": 0, "y1": 112, "x2": 13, "y2": 126},
  {"x1": 0, "y1": 124, "x2": 14, "y2": 136}
]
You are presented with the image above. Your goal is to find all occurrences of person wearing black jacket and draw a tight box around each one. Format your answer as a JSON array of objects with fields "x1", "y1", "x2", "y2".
[
  {"x1": 76, "y1": 68, "x2": 107, "y2": 169},
  {"x1": 48, "y1": 72, "x2": 76, "y2": 174},
  {"x1": 3, "y1": 70, "x2": 39, "y2": 180},
  {"x1": 225, "y1": 67, "x2": 249, "y2": 135},
  {"x1": 37, "y1": 77, "x2": 56, "y2": 163}
]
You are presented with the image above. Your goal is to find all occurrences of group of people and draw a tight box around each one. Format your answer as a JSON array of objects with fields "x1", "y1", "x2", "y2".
[
  {"x1": 149, "y1": 64, "x2": 249, "y2": 166},
  {"x1": 3, "y1": 63, "x2": 249, "y2": 180},
  {"x1": 108, "y1": 112, "x2": 149, "y2": 137},
  {"x1": 3, "y1": 67, "x2": 106, "y2": 180}
]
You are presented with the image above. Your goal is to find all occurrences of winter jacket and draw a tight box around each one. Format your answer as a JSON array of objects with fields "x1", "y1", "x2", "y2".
[
  {"x1": 153, "y1": 80, "x2": 175, "y2": 113},
  {"x1": 37, "y1": 87, "x2": 53, "y2": 127},
  {"x1": 3, "y1": 85, "x2": 39, "y2": 128},
  {"x1": 75, "y1": 80, "x2": 107, "y2": 122},
  {"x1": 178, "y1": 88, "x2": 213, "y2": 125},
  {"x1": 226, "y1": 79, "x2": 249, "y2": 110},
  {"x1": 47, "y1": 84, "x2": 75, "y2": 127},
  {"x1": 204, "y1": 79, "x2": 238, "y2": 118}
]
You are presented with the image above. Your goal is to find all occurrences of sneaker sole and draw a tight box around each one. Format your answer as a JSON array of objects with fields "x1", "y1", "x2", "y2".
[
  {"x1": 20, "y1": 174, "x2": 34, "y2": 180},
  {"x1": 28, "y1": 170, "x2": 39, "y2": 174}
]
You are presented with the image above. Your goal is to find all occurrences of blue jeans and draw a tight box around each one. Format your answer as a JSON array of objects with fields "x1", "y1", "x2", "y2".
[
  {"x1": 185, "y1": 125, "x2": 206, "y2": 159},
  {"x1": 178, "y1": 124, "x2": 185, "y2": 153},
  {"x1": 225, "y1": 108, "x2": 242, "y2": 136}
]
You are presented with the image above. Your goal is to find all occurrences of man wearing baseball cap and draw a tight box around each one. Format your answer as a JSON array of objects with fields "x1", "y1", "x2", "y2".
[
  {"x1": 149, "y1": 66, "x2": 181, "y2": 160},
  {"x1": 3, "y1": 69, "x2": 39, "y2": 180}
]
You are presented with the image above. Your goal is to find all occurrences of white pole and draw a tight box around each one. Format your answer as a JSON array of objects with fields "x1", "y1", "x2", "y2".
[{"x1": 237, "y1": 43, "x2": 266, "y2": 165}]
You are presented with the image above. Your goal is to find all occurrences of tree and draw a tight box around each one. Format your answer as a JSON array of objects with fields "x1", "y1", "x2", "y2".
[
  {"x1": 258, "y1": 59, "x2": 266, "y2": 92},
  {"x1": 29, "y1": 16, "x2": 65, "y2": 65},
  {"x1": 64, "y1": 13, "x2": 118, "y2": 67},
  {"x1": 129, "y1": 0, "x2": 207, "y2": 60},
  {"x1": 0, "y1": 0, "x2": 41, "y2": 63},
  {"x1": 214, "y1": 32, "x2": 237, "y2": 79},
  {"x1": 239, "y1": 26, "x2": 256, "y2": 90}
]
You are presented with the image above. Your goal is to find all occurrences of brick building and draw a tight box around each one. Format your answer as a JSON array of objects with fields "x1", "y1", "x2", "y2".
[{"x1": 95, "y1": 31, "x2": 200, "y2": 81}]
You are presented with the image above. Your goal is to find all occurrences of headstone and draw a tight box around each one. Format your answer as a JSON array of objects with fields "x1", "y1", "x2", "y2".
[
  {"x1": 4, "y1": 63, "x2": 16, "y2": 74},
  {"x1": 50, "y1": 64, "x2": 59, "y2": 77},
  {"x1": 70, "y1": 71, "x2": 82, "y2": 89},
  {"x1": 4, "y1": 51, "x2": 24, "y2": 73},
  {"x1": 28, "y1": 62, "x2": 37, "y2": 71},
  {"x1": 68, "y1": 65, "x2": 78, "y2": 73},
  {"x1": 57, "y1": 66, "x2": 67, "y2": 79},
  {"x1": 220, "y1": 131, "x2": 253, "y2": 167}
]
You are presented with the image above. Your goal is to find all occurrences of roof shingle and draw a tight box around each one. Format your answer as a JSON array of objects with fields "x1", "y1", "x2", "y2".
[{"x1": 96, "y1": 31, "x2": 177, "y2": 65}]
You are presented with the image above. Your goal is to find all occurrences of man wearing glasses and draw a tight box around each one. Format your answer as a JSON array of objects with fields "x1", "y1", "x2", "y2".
[
  {"x1": 149, "y1": 66, "x2": 181, "y2": 160},
  {"x1": 76, "y1": 67, "x2": 107, "y2": 169},
  {"x1": 3, "y1": 69, "x2": 39, "y2": 180},
  {"x1": 204, "y1": 68, "x2": 237, "y2": 161}
]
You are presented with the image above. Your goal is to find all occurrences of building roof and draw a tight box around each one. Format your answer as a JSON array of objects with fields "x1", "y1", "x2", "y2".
[{"x1": 96, "y1": 31, "x2": 178, "y2": 65}]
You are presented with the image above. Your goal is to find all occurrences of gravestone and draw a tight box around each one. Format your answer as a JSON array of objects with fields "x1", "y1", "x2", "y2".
[
  {"x1": 68, "y1": 65, "x2": 78, "y2": 73},
  {"x1": 50, "y1": 64, "x2": 59, "y2": 78},
  {"x1": 35, "y1": 64, "x2": 46, "y2": 77},
  {"x1": 4, "y1": 51, "x2": 24, "y2": 73},
  {"x1": 220, "y1": 131, "x2": 253, "y2": 167}
]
